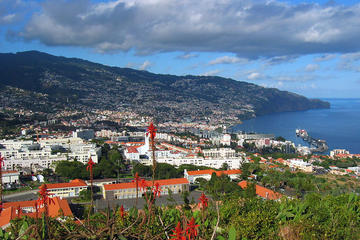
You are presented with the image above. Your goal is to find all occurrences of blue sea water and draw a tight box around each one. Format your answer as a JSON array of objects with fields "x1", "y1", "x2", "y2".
[{"x1": 230, "y1": 98, "x2": 360, "y2": 154}]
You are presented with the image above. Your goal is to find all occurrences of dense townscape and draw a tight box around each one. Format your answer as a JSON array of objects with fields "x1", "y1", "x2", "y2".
[
  {"x1": 0, "y1": 53, "x2": 358, "y2": 240},
  {"x1": 1, "y1": 112, "x2": 360, "y2": 239}
]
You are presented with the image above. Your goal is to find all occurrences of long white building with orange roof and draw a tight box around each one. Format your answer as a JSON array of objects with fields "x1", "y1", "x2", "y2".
[
  {"x1": 103, "y1": 178, "x2": 189, "y2": 200},
  {"x1": 45, "y1": 179, "x2": 88, "y2": 198}
]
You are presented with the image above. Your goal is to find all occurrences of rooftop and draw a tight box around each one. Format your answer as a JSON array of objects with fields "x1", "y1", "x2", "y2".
[
  {"x1": 238, "y1": 181, "x2": 282, "y2": 200},
  {"x1": 45, "y1": 179, "x2": 87, "y2": 189},
  {"x1": 104, "y1": 178, "x2": 189, "y2": 191},
  {"x1": 0, "y1": 197, "x2": 73, "y2": 228},
  {"x1": 186, "y1": 169, "x2": 242, "y2": 176}
]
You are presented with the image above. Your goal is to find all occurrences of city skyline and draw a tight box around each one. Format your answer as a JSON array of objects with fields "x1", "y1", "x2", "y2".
[{"x1": 1, "y1": 0, "x2": 360, "y2": 98}]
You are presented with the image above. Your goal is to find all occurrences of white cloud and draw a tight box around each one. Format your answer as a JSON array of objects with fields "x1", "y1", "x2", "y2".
[
  {"x1": 247, "y1": 72, "x2": 262, "y2": 80},
  {"x1": 273, "y1": 74, "x2": 315, "y2": 82},
  {"x1": 315, "y1": 54, "x2": 336, "y2": 62},
  {"x1": 305, "y1": 63, "x2": 320, "y2": 72},
  {"x1": 177, "y1": 53, "x2": 198, "y2": 59},
  {"x1": 209, "y1": 56, "x2": 247, "y2": 65},
  {"x1": 15, "y1": 0, "x2": 360, "y2": 58},
  {"x1": 201, "y1": 69, "x2": 221, "y2": 76},
  {"x1": 338, "y1": 52, "x2": 360, "y2": 72},
  {"x1": 1, "y1": 14, "x2": 16, "y2": 23},
  {"x1": 266, "y1": 55, "x2": 298, "y2": 65},
  {"x1": 139, "y1": 60, "x2": 151, "y2": 70}
]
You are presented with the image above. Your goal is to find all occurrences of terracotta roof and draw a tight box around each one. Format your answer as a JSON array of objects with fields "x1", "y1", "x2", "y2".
[
  {"x1": 1, "y1": 170, "x2": 19, "y2": 174},
  {"x1": 0, "y1": 197, "x2": 73, "y2": 228},
  {"x1": 45, "y1": 179, "x2": 87, "y2": 189},
  {"x1": 238, "y1": 181, "x2": 282, "y2": 200},
  {"x1": 219, "y1": 169, "x2": 242, "y2": 175},
  {"x1": 187, "y1": 169, "x2": 242, "y2": 176},
  {"x1": 0, "y1": 207, "x2": 14, "y2": 228},
  {"x1": 126, "y1": 146, "x2": 139, "y2": 153},
  {"x1": 104, "y1": 178, "x2": 189, "y2": 191}
]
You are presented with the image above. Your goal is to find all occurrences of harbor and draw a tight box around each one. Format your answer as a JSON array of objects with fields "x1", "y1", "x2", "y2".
[{"x1": 296, "y1": 129, "x2": 329, "y2": 153}]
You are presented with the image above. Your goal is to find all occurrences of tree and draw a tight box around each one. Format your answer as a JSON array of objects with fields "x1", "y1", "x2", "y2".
[
  {"x1": 55, "y1": 161, "x2": 88, "y2": 179},
  {"x1": 275, "y1": 136, "x2": 286, "y2": 142},
  {"x1": 243, "y1": 182, "x2": 256, "y2": 198},
  {"x1": 133, "y1": 163, "x2": 152, "y2": 177},
  {"x1": 219, "y1": 163, "x2": 228, "y2": 170},
  {"x1": 79, "y1": 188, "x2": 92, "y2": 201}
]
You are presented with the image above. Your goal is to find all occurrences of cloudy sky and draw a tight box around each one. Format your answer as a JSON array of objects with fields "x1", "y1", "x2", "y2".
[{"x1": 1, "y1": 0, "x2": 360, "y2": 98}]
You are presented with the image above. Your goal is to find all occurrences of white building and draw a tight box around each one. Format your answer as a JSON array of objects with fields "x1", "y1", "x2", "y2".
[
  {"x1": 286, "y1": 159, "x2": 313, "y2": 172},
  {"x1": 184, "y1": 169, "x2": 242, "y2": 184},
  {"x1": 220, "y1": 134, "x2": 231, "y2": 146},
  {"x1": 103, "y1": 178, "x2": 189, "y2": 200},
  {"x1": 330, "y1": 149, "x2": 350, "y2": 157},
  {"x1": 72, "y1": 129, "x2": 94, "y2": 140},
  {"x1": 148, "y1": 155, "x2": 244, "y2": 169},
  {"x1": 46, "y1": 179, "x2": 88, "y2": 198},
  {"x1": 0, "y1": 138, "x2": 101, "y2": 171},
  {"x1": 202, "y1": 148, "x2": 236, "y2": 158},
  {"x1": 2, "y1": 170, "x2": 20, "y2": 184},
  {"x1": 296, "y1": 145, "x2": 312, "y2": 155}
]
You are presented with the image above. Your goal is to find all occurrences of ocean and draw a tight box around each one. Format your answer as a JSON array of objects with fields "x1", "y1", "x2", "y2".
[{"x1": 230, "y1": 98, "x2": 360, "y2": 154}]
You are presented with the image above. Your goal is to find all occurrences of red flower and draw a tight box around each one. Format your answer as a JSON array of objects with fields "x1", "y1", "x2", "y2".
[
  {"x1": 140, "y1": 179, "x2": 148, "y2": 191},
  {"x1": 132, "y1": 172, "x2": 142, "y2": 188},
  {"x1": 186, "y1": 217, "x2": 200, "y2": 240},
  {"x1": 153, "y1": 182, "x2": 161, "y2": 199},
  {"x1": 34, "y1": 202, "x2": 39, "y2": 218},
  {"x1": 16, "y1": 205, "x2": 22, "y2": 218},
  {"x1": 38, "y1": 184, "x2": 55, "y2": 206},
  {"x1": 119, "y1": 205, "x2": 126, "y2": 219},
  {"x1": 170, "y1": 221, "x2": 186, "y2": 240},
  {"x1": 146, "y1": 122, "x2": 157, "y2": 140},
  {"x1": 0, "y1": 154, "x2": 4, "y2": 170},
  {"x1": 86, "y1": 157, "x2": 95, "y2": 172},
  {"x1": 198, "y1": 193, "x2": 208, "y2": 209}
]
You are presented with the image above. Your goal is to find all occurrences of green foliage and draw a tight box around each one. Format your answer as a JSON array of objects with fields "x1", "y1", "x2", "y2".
[
  {"x1": 55, "y1": 145, "x2": 126, "y2": 180},
  {"x1": 55, "y1": 160, "x2": 88, "y2": 179},
  {"x1": 155, "y1": 163, "x2": 182, "y2": 179},
  {"x1": 202, "y1": 173, "x2": 242, "y2": 200},
  {"x1": 243, "y1": 182, "x2": 257, "y2": 199},
  {"x1": 78, "y1": 188, "x2": 92, "y2": 201},
  {"x1": 275, "y1": 136, "x2": 286, "y2": 142},
  {"x1": 4, "y1": 192, "x2": 360, "y2": 240},
  {"x1": 132, "y1": 162, "x2": 152, "y2": 177}
]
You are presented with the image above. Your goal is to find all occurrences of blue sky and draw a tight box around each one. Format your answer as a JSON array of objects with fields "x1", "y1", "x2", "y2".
[{"x1": 1, "y1": 0, "x2": 360, "y2": 98}]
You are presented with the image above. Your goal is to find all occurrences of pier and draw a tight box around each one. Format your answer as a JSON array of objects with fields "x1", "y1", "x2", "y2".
[{"x1": 296, "y1": 129, "x2": 328, "y2": 153}]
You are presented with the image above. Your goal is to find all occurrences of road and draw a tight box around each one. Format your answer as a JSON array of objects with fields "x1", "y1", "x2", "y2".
[{"x1": 3, "y1": 190, "x2": 38, "y2": 202}]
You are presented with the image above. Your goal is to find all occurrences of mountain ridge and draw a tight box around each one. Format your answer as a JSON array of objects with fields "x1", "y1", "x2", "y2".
[{"x1": 0, "y1": 50, "x2": 330, "y2": 123}]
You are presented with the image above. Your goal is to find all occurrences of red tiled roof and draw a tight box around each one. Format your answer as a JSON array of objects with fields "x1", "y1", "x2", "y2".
[
  {"x1": 45, "y1": 179, "x2": 87, "y2": 189},
  {"x1": 0, "y1": 197, "x2": 73, "y2": 228},
  {"x1": 187, "y1": 169, "x2": 215, "y2": 176},
  {"x1": 187, "y1": 169, "x2": 242, "y2": 176},
  {"x1": 220, "y1": 169, "x2": 242, "y2": 175},
  {"x1": 0, "y1": 207, "x2": 14, "y2": 228},
  {"x1": 1, "y1": 170, "x2": 19, "y2": 174},
  {"x1": 238, "y1": 181, "x2": 282, "y2": 200},
  {"x1": 104, "y1": 178, "x2": 189, "y2": 191},
  {"x1": 126, "y1": 146, "x2": 139, "y2": 153}
]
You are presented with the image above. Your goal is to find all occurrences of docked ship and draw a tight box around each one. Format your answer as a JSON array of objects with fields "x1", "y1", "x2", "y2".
[{"x1": 295, "y1": 129, "x2": 328, "y2": 153}]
